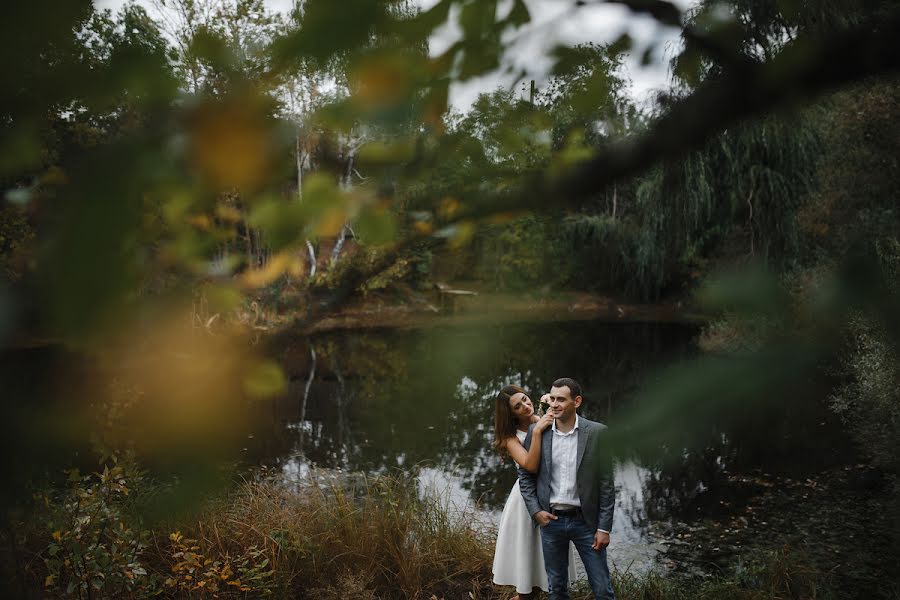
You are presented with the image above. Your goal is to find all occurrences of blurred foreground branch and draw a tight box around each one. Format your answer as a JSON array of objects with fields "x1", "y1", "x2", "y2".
[{"x1": 495, "y1": 9, "x2": 900, "y2": 215}]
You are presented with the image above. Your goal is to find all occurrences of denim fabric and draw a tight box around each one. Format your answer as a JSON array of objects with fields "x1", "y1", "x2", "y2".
[{"x1": 540, "y1": 515, "x2": 615, "y2": 600}]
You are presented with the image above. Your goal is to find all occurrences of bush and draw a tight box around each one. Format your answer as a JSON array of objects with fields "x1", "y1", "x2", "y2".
[{"x1": 40, "y1": 453, "x2": 158, "y2": 599}]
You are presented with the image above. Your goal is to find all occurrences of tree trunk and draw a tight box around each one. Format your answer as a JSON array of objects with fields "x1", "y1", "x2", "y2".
[
  {"x1": 611, "y1": 184, "x2": 618, "y2": 220},
  {"x1": 296, "y1": 126, "x2": 303, "y2": 197},
  {"x1": 296, "y1": 124, "x2": 318, "y2": 277},
  {"x1": 306, "y1": 240, "x2": 317, "y2": 277},
  {"x1": 330, "y1": 147, "x2": 356, "y2": 268}
]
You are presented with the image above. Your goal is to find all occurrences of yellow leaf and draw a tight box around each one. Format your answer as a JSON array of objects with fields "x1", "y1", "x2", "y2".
[
  {"x1": 52, "y1": 531, "x2": 62, "y2": 542},
  {"x1": 215, "y1": 204, "x2": 243, "y2": 223},
  {"x1": 486, "y1": 212, "x2": 516, "y2": 225},
  {"x1": 314, "y1": 208, "x2": 347, "y2": 237},
  {"x1": 438, "y1": 197, "x2": 461, "y2": 220},
  {"x1": 239, "y1": 252, "x2": 299, "y2": 289},
  {"x1": 44, "y1": 575, "x2": 55, "y2": 588},
  {"x1": 448, "y1": 221, "x2": 476, "y2": 250},
  {"x1": 190, "y1": 99, "x2": 271, "y2": 190},
  {"x1": 412, "y1": 220, "x2": 433, "y2": 236},
  {"x1": 187, "y1": 214, "x2": 212, "y2": 230},
  {"x1": 352, "y1": 52, "x2": 412, "y2": 111}
]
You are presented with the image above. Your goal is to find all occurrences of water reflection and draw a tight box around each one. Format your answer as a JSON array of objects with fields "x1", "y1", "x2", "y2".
[
  {"x1": 244, "y1": 321, "x2": 854, "y2": 573},
  {"x1": 242, "y1": 323, "x2": 692, "y2": 570}
]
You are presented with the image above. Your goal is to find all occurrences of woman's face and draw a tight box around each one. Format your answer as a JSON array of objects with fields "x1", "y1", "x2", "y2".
[{"x1": 508, "y1": 392, "x2": 534, "y2": 422}]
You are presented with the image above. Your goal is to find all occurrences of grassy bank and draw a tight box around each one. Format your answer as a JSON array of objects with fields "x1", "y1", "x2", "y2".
[
  {"x1": 3, "y1": 458, "x2": 844, "y2": 600},
  {"x1": 151, "y1": 475, "x2": 495, "y2": 599}
]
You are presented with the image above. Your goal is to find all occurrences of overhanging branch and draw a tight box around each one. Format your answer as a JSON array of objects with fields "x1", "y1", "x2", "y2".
[{"x1": 465, "y1": 9, "x2": 900, "y2": 216}]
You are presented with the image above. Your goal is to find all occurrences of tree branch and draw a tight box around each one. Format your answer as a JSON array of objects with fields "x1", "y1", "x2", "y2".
[{"x1": 461, "y1": 10, "x2": 900, "y2": 217}]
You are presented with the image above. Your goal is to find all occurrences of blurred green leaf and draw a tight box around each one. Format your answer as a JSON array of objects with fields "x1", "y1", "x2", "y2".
[
  {"x1": 248, "y1": 196, "x2": 307, "y2": 250},
  {"x1": 609, "y1": 32, "x2": 633, "y2": 57},
  {"x1": 0, "y1": 125, "x2": 43, "y2": 177},
  {"x1": 406, "y1": 0, "x2": 452, "y2": 33},
  {"x1": 458, "y1": 39, "x2": 501, "y2": 80},
  {"x1": 272, "y1": 0, "x2": 385, "y2": 65},
  {"x1": 609, "y1": 344, "x2": 820, "y2": 459},
  {"x1": 243, "y1": 360, "x2": 287, "y2": 398},
  {"x1": 355, "y1": 204, "x2": 398, "y2": 245},
  {"x1": 506, "y1": 0, "x2": 531, "y2": 28},
  {"x1": 358, "y1": 140, "x2": 417, "y2": 165},
  {"x1": 204, "y1": 285, "x2": 243, "y2": 314},
  {"x1": 459, "y1": 0, "x2": 496, "y2": 40},
  {"x1": 696, "y1": 268, "x2": 788, "y2": 317}
]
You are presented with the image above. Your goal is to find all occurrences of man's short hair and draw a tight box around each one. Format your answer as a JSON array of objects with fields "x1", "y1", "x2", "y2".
[{"x1": 551, "y1": 377, "x2": 582, "y2": 399}]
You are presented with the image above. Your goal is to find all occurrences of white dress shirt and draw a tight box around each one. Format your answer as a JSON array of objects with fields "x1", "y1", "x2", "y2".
[
  {"x1": 549, "y1": 414, "x2": 581, "y2": 509},
  {"x1": 549, "y1": 414, "x2": 610, "y2": 534}
]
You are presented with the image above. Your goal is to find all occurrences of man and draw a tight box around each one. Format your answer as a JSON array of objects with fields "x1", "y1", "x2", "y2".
[{"x1": 518, "y1": 377, "x2": 616, "y2": 599}]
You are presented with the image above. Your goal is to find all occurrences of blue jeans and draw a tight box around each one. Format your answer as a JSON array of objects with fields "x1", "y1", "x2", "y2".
[{"x1": 540, "y1": 515, "x2": 615, "y2": 600}]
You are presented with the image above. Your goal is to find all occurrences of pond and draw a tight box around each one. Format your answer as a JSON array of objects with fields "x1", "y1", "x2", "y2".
[
  {"x1": 239, "y1": 320, "x2": 860, "y2": 576},
  {"x1": 4, "y1": 317, "x2": 890, "y2": 594}
]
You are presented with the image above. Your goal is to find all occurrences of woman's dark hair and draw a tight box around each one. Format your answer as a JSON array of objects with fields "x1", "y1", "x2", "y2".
[{"x1": 493, "y1": 384, "x2": 526, "y2": 458}]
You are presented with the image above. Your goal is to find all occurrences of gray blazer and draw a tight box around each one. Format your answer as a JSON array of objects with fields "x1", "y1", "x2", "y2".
[{"x1": 517, "y1": 416, "x2": 615, "y2": 533}]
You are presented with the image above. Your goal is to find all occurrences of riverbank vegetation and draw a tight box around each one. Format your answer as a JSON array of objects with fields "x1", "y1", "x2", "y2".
[{"x1": 6, "y1": 447, "x2": 838, "y2": 600}]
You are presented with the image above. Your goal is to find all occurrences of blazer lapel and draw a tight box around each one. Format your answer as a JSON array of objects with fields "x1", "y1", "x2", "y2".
[
  {"x1": 576, "y1": 421, "x2": 590, "y2": 472},
  {"x1": 543, "y1": 427, "x2": 553, "y2": 479}
]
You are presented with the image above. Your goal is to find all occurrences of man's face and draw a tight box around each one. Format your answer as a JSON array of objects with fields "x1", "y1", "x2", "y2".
[{"x1": 547, "y1": 385, "x2": 581, "y2": 421}]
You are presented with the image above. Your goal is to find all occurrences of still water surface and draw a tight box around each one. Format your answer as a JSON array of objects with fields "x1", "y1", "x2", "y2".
[{"x1": 242, "y1": 320, "x2": 852, "y2": 574}]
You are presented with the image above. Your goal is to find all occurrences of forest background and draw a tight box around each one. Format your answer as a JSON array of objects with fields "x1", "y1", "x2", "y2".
[{"x1": 0, "y1": 0, "x2": 898, "y2": 598}]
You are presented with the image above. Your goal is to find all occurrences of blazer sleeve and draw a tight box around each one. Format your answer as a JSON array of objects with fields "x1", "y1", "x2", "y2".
[
  {"x1": 595, "y1": 425, "x2": 615, "y2": 532},
  {"x1": 516, "y1": 425, "x2": 542, "y2": 520}
]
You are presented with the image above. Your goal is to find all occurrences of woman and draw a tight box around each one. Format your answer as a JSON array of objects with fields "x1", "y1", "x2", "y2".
[{"x1": 491, "y1": 385, "x2": 575, "y2": 599}]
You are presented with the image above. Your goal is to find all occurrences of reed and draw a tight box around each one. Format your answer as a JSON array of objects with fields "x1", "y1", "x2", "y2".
[{"x1": 146, "y1": 473, "x2": 495, "y2": 599}]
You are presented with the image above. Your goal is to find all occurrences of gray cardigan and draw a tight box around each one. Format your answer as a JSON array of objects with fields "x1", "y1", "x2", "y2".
[{"x1": 517, "y1": 416, "x2": 615, "y2": 533}]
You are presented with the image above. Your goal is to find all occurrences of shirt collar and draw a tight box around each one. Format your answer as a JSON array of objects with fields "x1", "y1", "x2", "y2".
[{"x1": 552, "y1": 413, "x2": 579, "y2": 435}]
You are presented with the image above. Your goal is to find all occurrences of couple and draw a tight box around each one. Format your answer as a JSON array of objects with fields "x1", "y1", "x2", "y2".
[{"x1": 492, "y1": 378, "x2": 616, "y2": 600}]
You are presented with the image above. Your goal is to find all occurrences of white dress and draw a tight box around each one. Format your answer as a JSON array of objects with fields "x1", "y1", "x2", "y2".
[{"x1": 492, "y1": 430, "x2": 577, "y2": 593}]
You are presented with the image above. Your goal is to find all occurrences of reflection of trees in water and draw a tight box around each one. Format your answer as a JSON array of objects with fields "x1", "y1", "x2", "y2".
[
  {"x1": 255, "y1": 322, "x2": 698, "y2": 511},
  {"x1": 250, "y1": 320, "x2": 860, "y2": 544},
  {"x1": 638, "y1": 384, "x2": 858, "y2": 522},
  {"x1": 641, "y1": 441, "x2": 733, "y2": 522},
  {"x1": 611, "y1": 460, "x2": 657, "y2": 543}
]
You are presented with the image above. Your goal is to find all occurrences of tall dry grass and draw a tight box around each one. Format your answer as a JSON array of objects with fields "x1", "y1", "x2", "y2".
[
  {"x1": 147, "y1": 473, "x2": 495, "y2": 599},
  {"x1": 144, "y1": 473, "x2": 834, "y2": 600}
]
